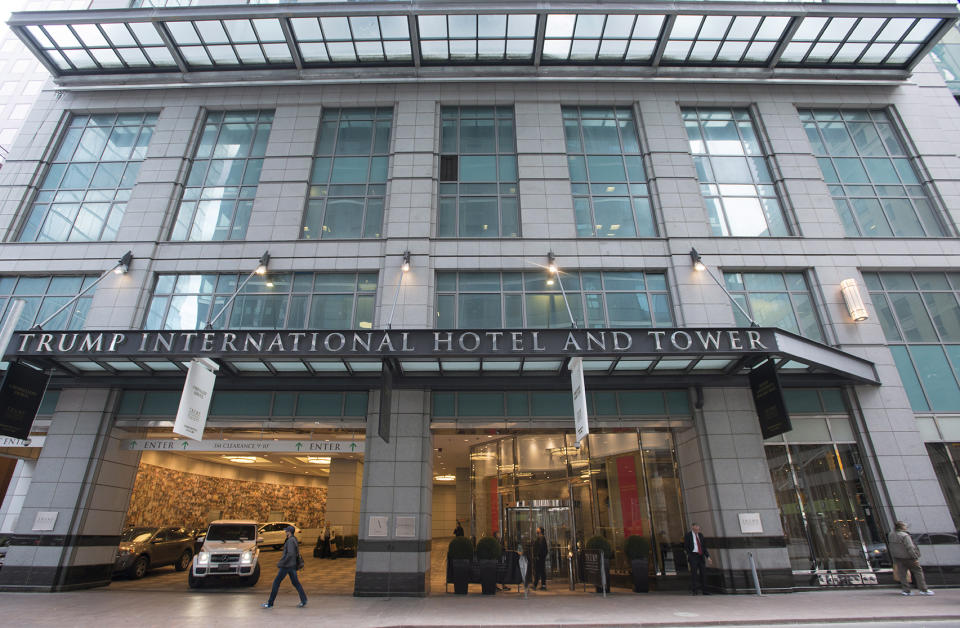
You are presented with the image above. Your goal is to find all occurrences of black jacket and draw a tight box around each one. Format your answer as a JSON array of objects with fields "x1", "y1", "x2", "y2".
[
  {"x1": 278, "y1": 535, "x2": 300, "y2": 569},
  {"x1": 683, "y1": 531, "x2": 709, "y2": 559},
  {"x1": 534, "y1": 535, "x2": 547, "y2": 560}
]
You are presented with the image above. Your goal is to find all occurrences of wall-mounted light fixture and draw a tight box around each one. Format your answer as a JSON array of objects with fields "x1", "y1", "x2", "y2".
[
  {"x1": 387, "y1": 251, "x2": 412, "y2": 329},
  {"x1": 401, "y1": 251, "x2": 411, "y2": 273},
  {"x1": 840, "y1": 278, "x2": 869, "y2": 322},
  {"x1": 34, "y1": 250, "x2": 134, "y2": 330},
  {"x1": 547, "y1": 251, "x2": 576, "y2": 328},
  {"x1": 688, "y1": 247, "x2": 759, "y2": 327},
  {"x1": 205, "y1": 251, "x2": 270, "y2": 329}
]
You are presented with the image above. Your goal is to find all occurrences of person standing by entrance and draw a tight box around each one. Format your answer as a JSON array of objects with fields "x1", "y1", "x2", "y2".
[
  {"x1": 684, "y1": 523, "x2": 712, "y2": 595},
  {"x1": 454, "y1": 520, "x2": 464, "y2": 536},
  {"x1": 263, "y1": 526, "x2": 307, "y2": 609},
  {"x1": 532, "y1": 526, "x2": 548, "y2": 591},
  {"x1": 888, "y1": 521, "x2": 934, "y2": 596}
]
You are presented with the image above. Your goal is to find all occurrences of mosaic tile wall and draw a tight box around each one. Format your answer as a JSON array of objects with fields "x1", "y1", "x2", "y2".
[{"x1": 124, "y1": 463, "x2": 327, "y2": 528}]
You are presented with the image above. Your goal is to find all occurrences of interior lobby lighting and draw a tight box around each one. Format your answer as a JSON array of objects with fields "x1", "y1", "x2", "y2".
[
  {"x1": 306, "y1": 456, "x2": 331, "y2": 465},
  {"x1": 225, "y1": 456, "x2": 257, "y2": 464},
  {"x1": 434, "y1": 475, "x2": 456, "y2": 482},
  {"x1": 840, "y1": 278, "x2": 870, "y2": 322},
  {"x1": 401, "y1": 251, "x2": 411, "y2": 273}
]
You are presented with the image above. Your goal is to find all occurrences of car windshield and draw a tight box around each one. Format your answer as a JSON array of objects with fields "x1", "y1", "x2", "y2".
[
  {"x1": 121, "y1": 528, "x2": 155, "y2": 543},
  {"x1": 205, "y1": 524, "x2": 257, "y2": 542}
]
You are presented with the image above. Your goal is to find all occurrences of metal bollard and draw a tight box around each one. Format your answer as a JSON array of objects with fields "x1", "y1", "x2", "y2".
[{"x1": 748, "y1": 552, "x2": 763, "y2": 596}]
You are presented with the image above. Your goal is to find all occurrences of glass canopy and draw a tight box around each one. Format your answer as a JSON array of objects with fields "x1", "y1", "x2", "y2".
[{"x1": 8, "y1": 2, "x2": 957, "y2": 79}]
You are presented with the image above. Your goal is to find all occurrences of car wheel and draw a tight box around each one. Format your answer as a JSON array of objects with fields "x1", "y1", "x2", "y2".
[
  {"x1": 174, "y1": 550, "x2": 192, "y2": 572},
  {"x1": 130, "y1": 555, "x2": 149, "y2": 579},
  {"x1": 188, "y1": 571, "x2": 202, "y2": 589},
  {"x1": 240, "y1": 564, "x2": 260, "y2": 587}
]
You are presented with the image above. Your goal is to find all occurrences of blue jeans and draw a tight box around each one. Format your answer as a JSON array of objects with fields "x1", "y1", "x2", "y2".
[{"x1": 267, "y1": 567, "x2": 307, "y2": 605}]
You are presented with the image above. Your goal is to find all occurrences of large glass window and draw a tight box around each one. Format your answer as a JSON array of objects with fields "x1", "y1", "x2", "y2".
[
  {"x1": 0, "y1": 275, "x2": 97, "y2": 330},
  {"x1": 683, "y1": 107, "x2": 790, "y2": 237},
  {"x1": 145, "y1": 271, "x2": 377, "y2": 330},
  {"x1": 800, "y1": 109, "x2": 946, "y2": 238},
  {"x1": 20, "y1": 113, "x2": 157, "y2": 242},
  {"x1": 926, "y1": 442, "x2": 960, "y2": 535},
  {"x1": 562, "y1": 106, "x2": 655, "y2": 238},
  {"x1": 438, "y1": 106, "x2": 519, "y2": 238},
  {"x1": 864, "y1": 271, "x2": 960, "y2": 412},
  {"x1": 435, "y1": 270, "x2": 673, "y2": 329},
  {"x1": 302, "y1": 107, "x2": 392, "y2": 239},
  {"x1": 170, "y1": 110, "x2": 273, "y2": 241},
  {"x1": 724, "y1": 271, "x2": 824, "y2": 342}
]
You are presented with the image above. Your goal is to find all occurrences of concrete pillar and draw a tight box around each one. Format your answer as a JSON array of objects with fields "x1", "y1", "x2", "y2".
[
  {"x1": 0, "y1": 459, "x2": 35, "y2": 533},
  {"x1": 0, "y1": 389, "x2": 140, "y2": 591},
  {"x1": 354, "y1": 390, "x2": 432, "y2": 597},
  {"x1": 676, "y1": 387, "x2": 792, "y2": 593},
  {"x1": 326, "y1": 458, "x2": 363, "y2": 535}
]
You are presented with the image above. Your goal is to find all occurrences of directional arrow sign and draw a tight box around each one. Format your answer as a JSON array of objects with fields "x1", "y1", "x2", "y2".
[{"x1": 125, "y1": 439, "x2": 363, "y2": 453}]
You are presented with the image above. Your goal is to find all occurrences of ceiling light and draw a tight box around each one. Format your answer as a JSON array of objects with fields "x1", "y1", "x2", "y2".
[
  {"x1": 306, "y1": 456, "x2": 331, "y2": 465},
  {"x1": 225, "y1": 456, "x2": 257, "y2": 464},
  {"x1": 434, "y1": 475, "x2": 456, "y2": 482}
]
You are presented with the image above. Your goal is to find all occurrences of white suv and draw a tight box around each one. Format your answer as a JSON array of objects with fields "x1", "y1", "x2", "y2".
[{"x1": 188, "y1": 520, "x2": 261, "y2": 588}]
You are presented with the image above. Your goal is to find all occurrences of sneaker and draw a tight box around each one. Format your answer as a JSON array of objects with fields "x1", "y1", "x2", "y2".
[
  {"x1": 298, "y1": 601, "x2": 308, "y2": 607},
  {"x1": 900, "y1": 591, "x2": 911, "y2": 596},
  {"x1": 920, "y1": 590, "x2": 935, "y2": 596},
  {"x1": 262, "y1": 603, "x2": 273, "y2": 608}
]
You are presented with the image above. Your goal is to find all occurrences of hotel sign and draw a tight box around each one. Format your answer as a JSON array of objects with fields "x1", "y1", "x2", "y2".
[{"x1": 6, "y1": 328, "x2": 776, "y2": 360}]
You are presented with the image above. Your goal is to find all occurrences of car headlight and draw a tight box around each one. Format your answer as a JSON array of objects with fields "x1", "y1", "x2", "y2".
[
  {"x1": 117, "y1": 549, "x2": 131, "y2": 556},
  {"x1": 197, "y1": 551, "x2": 210, "y2": 566},
  {"x1": 240, "y1": 550, "x2": 253, "y2": 565}
]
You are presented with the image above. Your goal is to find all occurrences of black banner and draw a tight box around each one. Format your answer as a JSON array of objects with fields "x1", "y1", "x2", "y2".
[
  {"x1": 378, "y1": 359, "x2": 394, "y2": 443},
  {"x1": 749, "y1": 359, "x2": 792, "y2": 439},
  {"x1": 580, "y1": 549, "x2": 607, "y2": 588},
  {"x1": 0, "y1": 361, "x2": 50, "y2": 440}
]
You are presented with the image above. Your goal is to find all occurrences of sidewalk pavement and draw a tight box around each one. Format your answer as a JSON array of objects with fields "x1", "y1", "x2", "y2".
[{"x1": 2, "y1": 586, "x2": 959, "y2": 627}]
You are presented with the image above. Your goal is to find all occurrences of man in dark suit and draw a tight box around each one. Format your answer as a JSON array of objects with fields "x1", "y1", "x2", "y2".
[
  {"x1": 532, "y1": 526, "x2": 548, "y2": 590},
  {"x1": 684, "y1": 523, "x2": 712, "y2": 595}
]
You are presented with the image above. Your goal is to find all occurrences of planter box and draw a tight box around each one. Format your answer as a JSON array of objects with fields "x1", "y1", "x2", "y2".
[
  {"x1": 479, "y1": 559, "x2": 498, "y2": 595},
  {"x1": 631, "y1": 558, "x2": 650, "y2": 593},
  {"x1": 451, "y1": 558, "x2": 471, "y2": 595}
]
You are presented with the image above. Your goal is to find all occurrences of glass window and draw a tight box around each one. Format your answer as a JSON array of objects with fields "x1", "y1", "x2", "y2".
[
  {"x1": 170, "y1": 110, "x2": 273, "y2": 241},
  {"x1": 303, "y1": 107, "x2": 392, "y2": 240},
  {"x1": 0, "y1": 275, "x2": 97, "y2": 331},
  {"x1": 683, "y1": 107, "x2": 790, "y2": 237},
  {"x1": 800, "y1": 109, "x2": 946, "y2": 238},
  {"x1": 926, "y1": 442, "x2": 960, "y2": 535},
  {"x1": 19, "y1": 113, "x2": 157, "y2": 242},
  {"x1": 562, "y1": 106, "x2": 655, "y2": 238},
  {"x1": 723, "y1": 271, "x2": 824, "y2": 342},
  {"x1": 145, "y1": 271, "x2": 377, "y2": 330},
  {"x1": 865, "y1": 271, "x2": 960, "y2": 412},
  {"x1": 438, "y1": 106, "x2": 519, "y2": 238},
  {"x1": 435, "y1": 270, "x2": 673, "y2": 329}
]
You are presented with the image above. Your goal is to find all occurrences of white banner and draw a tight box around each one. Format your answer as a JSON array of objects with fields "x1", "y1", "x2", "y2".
[
  {"x1": 125, "y1": 438, "x2": 362, "y2": 453},
  {"x1": 570, "y1": 356, "x2": 589, "y2": 446},
  {"x1": 173, "y1": 358, "x2": 218, "y2": 441}
]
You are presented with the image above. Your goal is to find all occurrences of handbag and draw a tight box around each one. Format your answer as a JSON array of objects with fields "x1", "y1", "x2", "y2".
[{"x1": 296, "y1": 551, "x2": 305, "y2": 571}]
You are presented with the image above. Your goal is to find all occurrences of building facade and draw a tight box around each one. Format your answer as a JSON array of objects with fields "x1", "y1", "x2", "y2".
[{"x1": 0, "y1": 0, "x2": 959, "y2": 597}]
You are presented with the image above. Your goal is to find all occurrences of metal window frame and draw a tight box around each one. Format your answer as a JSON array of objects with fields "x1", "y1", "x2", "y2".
[{"x1": 9, "y1": 2, "x2": 957, "y2": 85}]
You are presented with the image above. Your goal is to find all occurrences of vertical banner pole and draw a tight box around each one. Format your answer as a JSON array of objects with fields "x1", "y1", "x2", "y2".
[{"x1": 570, "y1": 357, "x2": 589, "y2": 446}]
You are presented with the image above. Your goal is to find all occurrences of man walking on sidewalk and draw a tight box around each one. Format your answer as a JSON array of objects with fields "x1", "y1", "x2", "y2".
[
  {"x1": 684, "y1": 523, "x2": 712, "y2": 595},
  {"x1": 888, "y1": 521, "x2": 934, "y2": 596},
  {"x1": 263, "y1": 526, "x2": 308, "y2": 608}
]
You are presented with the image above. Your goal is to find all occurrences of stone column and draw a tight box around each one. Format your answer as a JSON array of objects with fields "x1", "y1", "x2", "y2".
[
  {"x1": 0, "y1": 458, "x2": 35, "y2": 533},
  {"x1": 0, "y1": 389, "x2": 140, "y2": 591},
  {"x1": 326, "y1": 458, "x2": 363, "y2": 535},
  {"x1": 354, "y1": 390, "x2": 432, "y2": 597},
  {"x1": 676, "y1": 387, "x2": 793, "y2": 593}
]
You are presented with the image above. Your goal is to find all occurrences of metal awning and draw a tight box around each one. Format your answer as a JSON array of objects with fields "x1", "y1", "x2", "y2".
[
  {"x1": 7, "y1": 2, "x2": 958, "y2": 84},
  {"x1": 5, "y1": 327, "x2": 879, "y2": 387}
]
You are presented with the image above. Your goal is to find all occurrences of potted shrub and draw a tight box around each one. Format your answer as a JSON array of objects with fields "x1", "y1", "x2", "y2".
[
  {"x1": 585, "y1": 535, "x2": 613, "y2": 593},
  {"x1": 624, "y1": 535, "x2": 651, "y2": 593},
  {"x1": 476, "y1": 536, "x2": 502, "y2": 595},
  {"x1": 448, "y1": 536, "x2": 474, "y2": 595}
]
